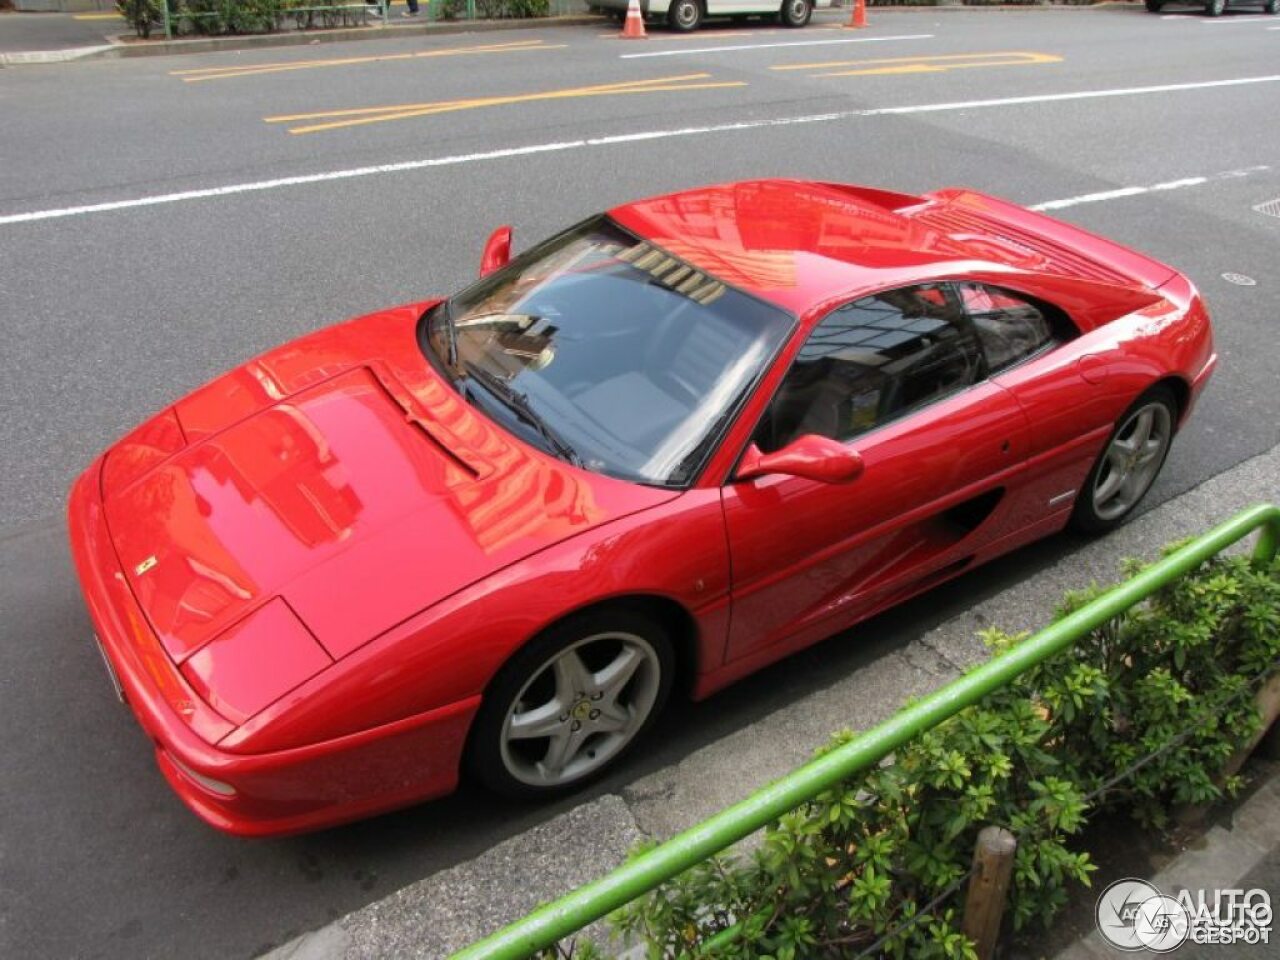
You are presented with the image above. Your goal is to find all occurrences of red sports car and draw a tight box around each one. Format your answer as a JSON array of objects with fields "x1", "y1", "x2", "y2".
[{"x1": 68, "y1": 180, "x2": 1215, "y2": 835}]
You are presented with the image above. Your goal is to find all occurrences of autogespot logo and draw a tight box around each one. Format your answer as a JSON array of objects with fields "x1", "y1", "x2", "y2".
[{"x1": 1096, "y1": 878, "x2": 1190, "y2": 953}]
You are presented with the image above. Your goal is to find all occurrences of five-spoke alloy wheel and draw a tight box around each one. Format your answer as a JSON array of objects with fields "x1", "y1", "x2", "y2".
[
  {"x1": 469, "y1": 610, "x2": 674, "y2": 798},
  {"x1": 1072, "y1": 387, "x2": 1177, "y2": 533}
]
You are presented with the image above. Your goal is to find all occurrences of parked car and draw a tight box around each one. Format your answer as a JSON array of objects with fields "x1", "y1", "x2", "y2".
[
  {"x1": 1146, "y1": 0, "x2": 1277, "y2": 16},
  {"x1": 69, "y1": 179, "x2": 1215, "y2": 835},
  {"x1": 591, "y1": 0, "x2": 832, "y2": 31}
]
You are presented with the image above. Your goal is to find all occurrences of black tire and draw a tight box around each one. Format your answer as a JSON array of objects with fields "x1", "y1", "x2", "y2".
[
  {"x1": 467, "y1": 608, "x2": 675, "y2": 800},
  {"x1": 780, "y1": 0, "x2": 811, "y2": 27},
  {"x1": 667, "y1": 0, "x2": 702, "y2": 31},
  {"x1": 1070, "y1": 386, "x2": 1178, "y2": 535},
  {"x1": 1144, "y1": 0, "x2": 1163, "y2": 10},
  {"x1": 1205, "y1": 0, "x2": 1225, "y2": 15},
  {"x1": 1265, "y1": 0, "x2": 1278, "y2": 15}
]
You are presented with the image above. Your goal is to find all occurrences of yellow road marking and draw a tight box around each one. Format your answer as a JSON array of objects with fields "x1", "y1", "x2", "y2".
[
  {"x1": 171, "y1": 39, "x2": 561, "y2": 82},
  {"x1": 771, "y1": 51, "x2": 1062, "y2": 77},
  {"x1": 267, "y1": 73, "x2": 747, "y2": 134},
  {"x1": 72, "y1": 12, "x2": 123, "y2": 19}
]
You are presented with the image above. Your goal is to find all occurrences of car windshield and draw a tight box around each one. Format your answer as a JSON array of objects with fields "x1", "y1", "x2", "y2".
[{"x1": 424, "y1": 216, "x2": 792, "y2": 487}]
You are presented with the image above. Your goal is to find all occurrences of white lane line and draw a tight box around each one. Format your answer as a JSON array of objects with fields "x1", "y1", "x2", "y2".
[
  {"x1": 619, "y1": 33, "x2": 933, "y2": 59},
  {"x1": 3, "y1": 74, "x2": 1279, "y2": 227},
  {"x1": 1030, "y1": 166, "x2": 1271, "y2": 211},
  {"x1": 855, "y1": 73, "x2": 1280, "y2": 116}
]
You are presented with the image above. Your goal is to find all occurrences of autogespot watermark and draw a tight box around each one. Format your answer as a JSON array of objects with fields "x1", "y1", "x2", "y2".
[{"x1": 1095, "y1": 877, "x2": 1273, "y2": 952}]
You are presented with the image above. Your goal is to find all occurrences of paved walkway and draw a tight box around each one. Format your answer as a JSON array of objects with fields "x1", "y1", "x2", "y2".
[{"x1": 0, "y1": 10, "x2": 119, "y2": 54}]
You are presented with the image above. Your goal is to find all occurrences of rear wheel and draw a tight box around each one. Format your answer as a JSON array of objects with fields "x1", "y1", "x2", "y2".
[
  {"x1": 1144, "y1": 0, "x2": 1163, "y2": 10},
  {"x1": 1071, "y1": 387, "x2": 1177, "y2": 534},
  {"x1": 468, "y1": 609, "x2": 674, "y2": 799},
  {"x1": 1265, "y1": 0, "x2": 1278, "y2": 14},
  {"x1": 1205, "y1": 0, "x2": 1226, "y2": 15},
  {"x1": 780, "y1": 0, "x2": 811, "y2": 27},
  {"x1": 667, "y1": 0, "x2": 702, "y2": 31}
]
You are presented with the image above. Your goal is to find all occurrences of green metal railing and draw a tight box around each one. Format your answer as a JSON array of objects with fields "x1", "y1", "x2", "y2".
[{"x1": 452, "y1": 503, "x2": 1280, "y2": 960}]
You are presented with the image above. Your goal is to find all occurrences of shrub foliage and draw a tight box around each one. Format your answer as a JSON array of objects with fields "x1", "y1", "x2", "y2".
[
  {"x1": 558, "y1": 548, "x2": 1279, "y2": 959},
  {"x1": 119, "y1": 0, "x2": 549, "y2": 38}
]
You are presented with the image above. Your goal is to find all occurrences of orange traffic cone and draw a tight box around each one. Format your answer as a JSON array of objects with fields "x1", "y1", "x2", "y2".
[
  {"x1": 620, "y1": 0, "x2": 647, "y2": 39},
  {"x1": 847, "y1": 0, "x2": 866, "y2": 28}
]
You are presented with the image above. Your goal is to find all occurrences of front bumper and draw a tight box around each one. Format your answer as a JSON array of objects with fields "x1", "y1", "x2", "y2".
[{"x1": 67, "y1": 458, "x2": 479, "y2": 836}]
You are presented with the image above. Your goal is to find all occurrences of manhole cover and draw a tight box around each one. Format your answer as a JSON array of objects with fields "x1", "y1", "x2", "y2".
[
  {"x1": 1254, "y1": 198, "x2": 1280, "y2": 219},
  {"x1": 1221, "y1": 272, "x2": 1257, "y2": 286}
]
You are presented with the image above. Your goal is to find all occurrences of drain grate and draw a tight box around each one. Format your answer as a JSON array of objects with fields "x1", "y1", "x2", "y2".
[{"x1": 1254, "y1": 198, "x2": 1280, "y2": 219}]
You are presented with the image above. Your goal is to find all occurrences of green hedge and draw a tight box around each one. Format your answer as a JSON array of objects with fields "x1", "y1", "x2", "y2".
[
  {"x1": 556, "y1": 546, "x2": 1279, "y2": 959},
  {"x1": 118, "y1": 0, "x2": 550, "y2": 38}
]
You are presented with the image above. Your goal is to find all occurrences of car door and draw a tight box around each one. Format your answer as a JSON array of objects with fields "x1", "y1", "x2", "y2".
[
  {"x1": 956, "y1": 282, "x2": 1117, "y2": 525},
  {"x1": 721, "y1": 283, "x2": 1029, "y2": 663}
]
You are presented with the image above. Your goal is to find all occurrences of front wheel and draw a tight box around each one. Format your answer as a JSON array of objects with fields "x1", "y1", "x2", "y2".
[
  {"x1": 1144, "y1": 0, "x2": 1163, "y2": 10},
  {"x1": 780, "y1": 0, "x2": 811, "y2": 27},
  {"x1": 467, "y1": 609, "x2": 674, "y2": 799},
  {"x1": 1205, "y1": 0, "x2": 1226, "y2": 15},
  {"x1": 1071, "y1": 387, "x2": 1177, "y2": 534},
  {"x1": 667, "y1": 0, "x2": 702, "y2": 31}
]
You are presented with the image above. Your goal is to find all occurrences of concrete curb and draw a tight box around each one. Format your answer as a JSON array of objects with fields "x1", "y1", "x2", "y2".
[
  {"x1": 258, "y1": 441, "x2": 1280, "y2": 959},
  {"x1": 0, "y1": 42, "x2": 114, "y2": 64}
]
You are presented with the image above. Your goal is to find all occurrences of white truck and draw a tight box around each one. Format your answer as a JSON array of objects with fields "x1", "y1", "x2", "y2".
[{"x1": 591, "y1": 0, "x2": 834, "y2": 32}]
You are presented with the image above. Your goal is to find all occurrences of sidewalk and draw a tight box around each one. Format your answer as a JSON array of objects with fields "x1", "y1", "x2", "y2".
[
  {"x1": 0, "y1": 9, "x2": 120, "y2": 59},
  {"x1": 261, "y1": 441, "x2": 1280, "y2": 959},
  {"x1": 0, "y1": 6, "x2": 605, "y2": 63}
]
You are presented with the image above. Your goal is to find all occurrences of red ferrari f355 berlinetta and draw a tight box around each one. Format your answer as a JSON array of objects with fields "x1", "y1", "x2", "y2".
[{"x1": 69, "y1": 180, "x2": 1215, "y2": 835}]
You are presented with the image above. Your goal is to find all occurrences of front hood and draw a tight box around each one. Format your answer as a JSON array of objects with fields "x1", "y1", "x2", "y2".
[{"x1": 104, "y1": 315, "x2": 678, "y2": 666}]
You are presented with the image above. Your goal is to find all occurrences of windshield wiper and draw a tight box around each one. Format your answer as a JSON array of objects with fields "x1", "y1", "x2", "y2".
[
  {"x1": 462, "y1": 362, "x2": 582, "y2": 467},
  {"x1": 441, "y1": 301, "x2": 461, "y2": 369}
]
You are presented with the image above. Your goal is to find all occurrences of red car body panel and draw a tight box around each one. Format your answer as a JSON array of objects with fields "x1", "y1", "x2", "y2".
[{"x1": 68, "y1": 180, "x2": 1216, "y2": 834}]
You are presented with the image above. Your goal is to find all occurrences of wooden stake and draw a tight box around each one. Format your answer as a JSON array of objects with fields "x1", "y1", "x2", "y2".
[{"x1": 961, "y1": 826, "x2": 1017, "y2": 960}]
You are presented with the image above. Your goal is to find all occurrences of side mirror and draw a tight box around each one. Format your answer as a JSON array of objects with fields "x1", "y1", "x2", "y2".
[
  {"x1": 479, "y1": 226, "x2": 513, "y2": 277},
  {"x1": 737, "y1": 434, "x2": 864, "y2": 485}
]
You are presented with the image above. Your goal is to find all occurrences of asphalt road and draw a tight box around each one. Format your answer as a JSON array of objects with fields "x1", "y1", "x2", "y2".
[{"x1": 2, "y1": 7, "x2": 1279, "y2": 958}]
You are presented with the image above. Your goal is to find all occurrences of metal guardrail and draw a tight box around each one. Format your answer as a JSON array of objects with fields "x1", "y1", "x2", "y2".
[{"x1": 451, "y1": 503, "x2": 1280, "y2": 960}]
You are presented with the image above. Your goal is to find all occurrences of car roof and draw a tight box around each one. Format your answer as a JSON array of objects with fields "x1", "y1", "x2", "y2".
[{"x1": 608, "y1": 179, "x2": 988, "y2": 316}]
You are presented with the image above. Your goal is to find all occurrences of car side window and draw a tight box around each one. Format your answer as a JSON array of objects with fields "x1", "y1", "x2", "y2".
[
  {"x1": 754, "y1": 284, "x2": 984, "y2": 453},
  {"x1": 957, "y1": 282, "x2": 1060, "y2": 374}
]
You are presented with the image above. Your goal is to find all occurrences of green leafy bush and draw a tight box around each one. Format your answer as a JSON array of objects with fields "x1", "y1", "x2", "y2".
[
  {"x1": 557, "y1": 549, "x2": 1279, "y2": 959},
  {"x1": 122, "y1": 0, "x2": 371, "y2": 37},
  {"x1": 437, "y1": 0, "x2": 549, "y2": 19},
  {"x1": 117, "y1": 0, "x2": 165, "y2": 39}
]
